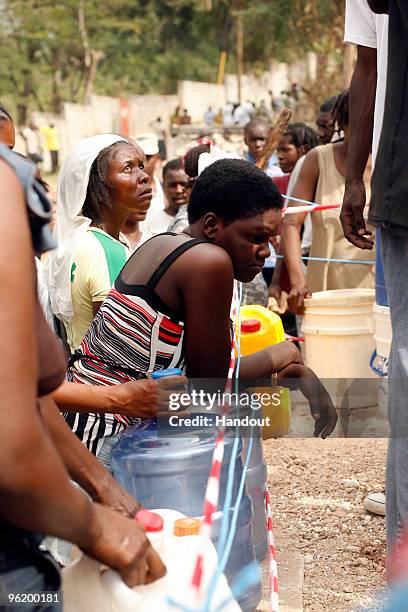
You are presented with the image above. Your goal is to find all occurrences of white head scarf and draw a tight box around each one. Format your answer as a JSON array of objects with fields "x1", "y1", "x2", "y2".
[
  {"x1": 197, "y1": 144, "x2": 240, "y2": 176},
  {"x1": 45, "y1": 133, "x2": 126, "y2": 322}
]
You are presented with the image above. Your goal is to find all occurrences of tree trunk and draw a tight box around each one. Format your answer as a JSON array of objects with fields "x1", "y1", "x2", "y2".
[
  {"x1": 52, "y1": 69, "x2": 63, "y2": 113},
  {"x1": 17, "y1": 104, "x2": 28, "y2": 125},
  {"x1": 83, "y1": 50, "x2": 104, "y2": 105},
  {"x1": 78, "y1": 0, "x2": 104, "y2": 104},
  {"x1": 78, "y1": 0, "x2": 91, "y2": 104},
  {"x1": 236, "y1": 12, "x2": 243, "y2": 104}
]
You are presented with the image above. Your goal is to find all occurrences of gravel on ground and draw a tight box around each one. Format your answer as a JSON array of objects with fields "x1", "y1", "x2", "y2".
[{"x1": 264, "y1": 438, "x2": 387, "y2": 611}]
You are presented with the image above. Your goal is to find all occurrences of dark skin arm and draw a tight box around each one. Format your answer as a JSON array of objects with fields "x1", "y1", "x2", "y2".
[
  {"x1": 367, "y1": 0, "x2": 389, "y2": 12},
  {"x1": 169, "y1": 244, "x2": 302, "y2": 379},
  {"x1": 39, "y1": 395, "x2": 141, "y2": 517},
  {"x1": 269, "y1": 255, "x2": 285, "y2": 301},
  {"x1": 53, "y1": 376, "x2": 187, "y2": 418},
  {"x1": 340, "y1": 45, "x2": 377, "y2": 250},
  {"x1": 155, "y1": 240, "x2": 334, "y2": 437},
  {"x1": 278, "y1": 364, "x2": 337, "y2": 438},
  {"x1": 92, "y1": 301, "x2": 103, "y2": 317},
  {"x1": 0, "y1": 160, "x2": 165, "y2": 587},
  {"x1": 281, "y1": 150, "x2": 319, "y2": 313}
]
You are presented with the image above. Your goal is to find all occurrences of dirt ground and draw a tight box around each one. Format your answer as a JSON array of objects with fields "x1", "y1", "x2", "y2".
[{"x1": 264, "y1": 438, "x2": 387, "y2": 611}]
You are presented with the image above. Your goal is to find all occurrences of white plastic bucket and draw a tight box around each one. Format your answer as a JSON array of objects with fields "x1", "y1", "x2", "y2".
[
  {"x1": 303, "y1": 289, "x2": 376, "y2": 378},
  {"x1": 302, "y1": 289, "x2": 376, "y2": 410},
  {"x1": 373, "y1": 303, "x2": 392, "y2": 361}
]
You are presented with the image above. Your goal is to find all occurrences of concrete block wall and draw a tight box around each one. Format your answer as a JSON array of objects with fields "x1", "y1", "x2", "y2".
[
  {"x1": 128, "y1": 95, "x2": 178, "y2": 137},
  {"x1": 12, "y1": 52, "x2": 320, "y2": 169},
  {"x1": 16, "y1": 95, "x2": 122, "y2": 170},
  {"x1": 177, "y1": 81, "x2": 226, "y2": 122},
  {"x1": 225, "y1": 54, "x2": 318, "y2": 107}
]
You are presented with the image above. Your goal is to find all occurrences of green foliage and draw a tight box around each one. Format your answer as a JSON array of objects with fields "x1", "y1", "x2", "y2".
[{"x1": 0, "y1": 0, "x2": 345, "y2": 119}]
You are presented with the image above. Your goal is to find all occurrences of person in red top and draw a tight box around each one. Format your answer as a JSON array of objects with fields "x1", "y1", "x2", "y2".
[{"x1": 274, "y1": 123, "x2": 319, "y2": 193}]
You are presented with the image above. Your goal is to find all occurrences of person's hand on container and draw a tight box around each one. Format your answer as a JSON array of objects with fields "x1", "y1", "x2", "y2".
[
  {"x1": 287, "y1": 282, "x2": 311, "y2": 314},
  {"x1": 115, "y1": 375, "x2": 188, "y2": 419},
  {"x1": 340, "y1": 181, "x2": 374, "y2": 250},
  {"x1": 95, "y1": 479, "x2": 142, "y2": 519},
  {"x1": 82, "y1": 504, "x2": 166, "y2": 587},
  {"x1": 278, "y1": 364, "x2": 337, "y2": 438},
  {"x1": 268, "y1": 282, "x2": 282, "y2": 304},
  {"x1": 268, "y1": 288, "x2": 288, "y2": 315}
]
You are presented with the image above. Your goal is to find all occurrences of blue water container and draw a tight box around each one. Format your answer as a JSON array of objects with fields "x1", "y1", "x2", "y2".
[
  {"x1": 243, "y1": 435, "x2": 268, "y2": 560},
  {"x1": 376, "y1": 228, "x2": 389, "y2": 306},
  {"x1": 152, "y1": 368, "x2": 267, "y2": 560},
  {"x1": 111, "y1": 421, "x2": 261, "y2": 612}
]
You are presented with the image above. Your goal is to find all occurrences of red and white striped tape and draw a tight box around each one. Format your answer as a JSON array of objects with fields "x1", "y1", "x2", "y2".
[
  {"x1": 265, "y1": 489, "x2": 279, "y2": 612},
  {"x1": 283, "y1": 203, "x2": 340, "y2": 215},
  {"x1": 191, "y1": 282, "x2": 240, "y2": 595}
]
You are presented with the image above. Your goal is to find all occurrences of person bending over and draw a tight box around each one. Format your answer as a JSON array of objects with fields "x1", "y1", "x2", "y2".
[{"x1": 67, "y1": 159, "x2": 337, "y2": 459}]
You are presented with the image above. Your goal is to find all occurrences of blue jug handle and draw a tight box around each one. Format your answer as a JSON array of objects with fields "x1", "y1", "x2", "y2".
[
  {"x1": 370, "y1": 350, "x2": 388, "y2": 377},
  {"x1": 151, "y1": 368, "x2": 183, "y2": 380}
]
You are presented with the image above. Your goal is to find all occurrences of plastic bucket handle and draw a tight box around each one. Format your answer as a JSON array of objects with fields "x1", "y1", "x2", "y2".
[{"x1": 370, "y1": 350, "x2": 388, "y2": 377}]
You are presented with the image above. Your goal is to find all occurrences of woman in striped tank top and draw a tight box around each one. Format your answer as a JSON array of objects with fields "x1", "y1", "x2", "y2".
[{"x1": 68, "y1": 159, "x2": 337, "y2": 459}]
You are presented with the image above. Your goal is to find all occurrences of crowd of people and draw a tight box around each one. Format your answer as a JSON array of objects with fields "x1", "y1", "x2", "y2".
[
  {"x1": 171, "y1": 90, "x2": 298, "y2": 132},
  {"x1": 202, "y1": 89, "x2": 300, "y2": 128},
  {"x1": 0, "y1": 96, "x2": 339, "y2": 608},
  {"x1": 1, "y1": 0, "x2": 408, "y2": 607}
]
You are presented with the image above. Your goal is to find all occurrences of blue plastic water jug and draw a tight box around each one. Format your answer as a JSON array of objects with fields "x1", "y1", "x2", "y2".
[
  {"x1": 243, "y1": 435, "x2": 268, "y2": 560},
  {"x1": 111, "y1": 420, "x2": 261, "y2": 611}
]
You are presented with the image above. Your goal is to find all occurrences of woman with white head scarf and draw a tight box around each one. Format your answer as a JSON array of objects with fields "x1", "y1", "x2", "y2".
[{"x1": 46, "y1": 134, "x2": 153, "y2": 352}]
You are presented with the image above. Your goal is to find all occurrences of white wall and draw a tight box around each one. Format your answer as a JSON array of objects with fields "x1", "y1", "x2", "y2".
[
  {"x1": 129, "y1": 94, "x2": 178, "y2": 136},
  {"x1": 225, "y1": 54, "x2": 318, "y2": 107},
  {"x1": 177, "y1": 81, "x2": 226, "y2": 121},
  {"x1": 12, "y1": 52, "x2": 319, "y2": 169}
]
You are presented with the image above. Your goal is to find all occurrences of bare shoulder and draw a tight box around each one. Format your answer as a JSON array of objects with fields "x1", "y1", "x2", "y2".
[
  {"x1": 170, "y1": 241, "x2": 234, "y2": 295},
  {"x1": 297, "y1": 148, "x2": 320, "y2": 180},
  {"x1": 303, "y1": 147, "x2": 319, "y2": 168},
  {"x1": 178, "y1": 241, "x2": 233, "y2": 275}
]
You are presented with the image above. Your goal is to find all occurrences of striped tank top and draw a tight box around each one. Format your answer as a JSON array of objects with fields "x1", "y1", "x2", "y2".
[{"x1": 66, "y1": 233, "x2": 206, "y2": 456}]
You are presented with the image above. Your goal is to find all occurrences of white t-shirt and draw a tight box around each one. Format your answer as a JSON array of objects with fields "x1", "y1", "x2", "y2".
[
  {"x1": 140, "y1": 176, "x2": 165, "y2": 233},
  {"x1": 344, "y1": 0, "x2": 389, "y2": 165},
  {"x1": 143, "y1": 208, "x2": 174, "y2": 236},
  {"x1": 285, "y1": 156, "x2": 313, "y2": 254},
  {"x1": 66, "y1": 228, "x2": 128, "y2": 352}
]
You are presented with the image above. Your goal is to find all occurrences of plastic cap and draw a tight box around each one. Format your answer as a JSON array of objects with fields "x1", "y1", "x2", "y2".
[
  {"x1": 135, "y1": 510, "x2": 164, "y2": 532},
  {"x1": 151, "y1": 368, "x2": 183, "y2": 379},
  {"x1": 173, "y1": 517, "x2": 201, "y2": 537},
  {"x1": 241, "y1": 319, "x2": 261, "y2": 333}
]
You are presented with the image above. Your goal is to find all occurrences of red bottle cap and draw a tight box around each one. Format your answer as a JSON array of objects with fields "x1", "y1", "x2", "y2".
[
  {"x1": 241, "y1": 319, "x2": 261, "y2": 333},
  {"x1": 135, "y1": 510, "x2": 164, "y2": 532}
]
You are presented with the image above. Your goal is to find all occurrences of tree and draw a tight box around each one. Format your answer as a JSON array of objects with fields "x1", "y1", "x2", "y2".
[{"x1": 0, "y1": 0, "x2": 347, "y2": 120}]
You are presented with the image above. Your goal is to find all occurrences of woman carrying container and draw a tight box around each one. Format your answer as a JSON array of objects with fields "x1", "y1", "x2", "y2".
[
  {"x1": 279, "y1": 90, "x2": 374, "y2": 314},
  {"x1": 67, "y1": 158, "x2": 338, "y2": 459}
]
